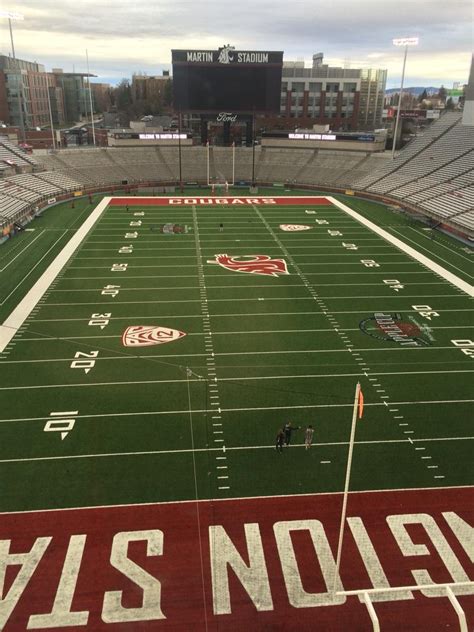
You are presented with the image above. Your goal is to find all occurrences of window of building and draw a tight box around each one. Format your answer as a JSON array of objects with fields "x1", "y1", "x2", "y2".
[
  {"x1": 291, "y1": 82, "x2": 305, "y2": 93},
  {"x1": 308, "y1": 82, "x2": 322, "y2": 93}
]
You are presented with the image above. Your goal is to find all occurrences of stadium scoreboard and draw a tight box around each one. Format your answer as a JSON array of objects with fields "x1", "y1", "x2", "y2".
[{"x1": 172, "y1": 46, "x2": 283, "y2": 113}]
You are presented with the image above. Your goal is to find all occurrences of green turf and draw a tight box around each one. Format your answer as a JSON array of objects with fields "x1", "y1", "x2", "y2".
[{"x1": 0, "y1": 191, "x2": 472, "y2": 512}]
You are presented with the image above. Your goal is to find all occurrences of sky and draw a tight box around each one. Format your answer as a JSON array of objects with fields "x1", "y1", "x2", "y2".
[{"x1": 0, "y1": 0, "x2": 472, "y2": 89}]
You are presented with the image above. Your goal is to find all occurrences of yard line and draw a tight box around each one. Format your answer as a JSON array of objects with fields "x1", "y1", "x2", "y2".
[
  {"x1": 1, "y1": 399, "x2": 472, "y2": 425},
  {"x1": 41, "y1": 292, "x2": 466, "y2": 307},
  {"x1": 25, "y1": 309, "x2": 473, "y2": 324},
  {"x1": 57, "y1": 272, "x2": 436, "y2": 280},
  {"x1": 1, "y1": 435, "x2": 472, "y2": 465}
]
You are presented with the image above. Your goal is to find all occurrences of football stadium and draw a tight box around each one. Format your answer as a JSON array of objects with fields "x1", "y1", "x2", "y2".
[{"x1": 0, "y1": 39, "x2": 473, "y2": 632}]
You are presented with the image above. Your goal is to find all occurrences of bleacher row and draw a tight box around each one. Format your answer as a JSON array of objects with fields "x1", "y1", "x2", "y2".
[
  {"x1": 0, "y1": 172, "x2": 83, "y2": 223},
  {"x1": 353, "y1": 112, "x2": 474, "y2": 232},
  {"x1": 0, "y1": 113, "x2": 473, "y2": 235}
]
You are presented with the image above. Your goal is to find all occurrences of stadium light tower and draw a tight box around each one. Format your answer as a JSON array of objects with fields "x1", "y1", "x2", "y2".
[
  {"x1": 1, "y1": 10, "x2": 26, "y2": 140},
  {"x1": 0, "y1": 10, "x2": 23, "y2": 58},
  {"x1": 391, "y1": 37, "x2": 419, "y2": 158}
]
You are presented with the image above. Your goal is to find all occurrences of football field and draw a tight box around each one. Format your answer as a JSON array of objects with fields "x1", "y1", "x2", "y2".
[{"x1": 0, "y1": 193, "x2": 473, "y2": 631}]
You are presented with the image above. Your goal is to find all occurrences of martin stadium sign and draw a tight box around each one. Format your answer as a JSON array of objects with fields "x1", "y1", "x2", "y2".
[
  {"x1": 172, "y1": 46, "x2": 283, "y2": 65},
  {"x1": 172, "y1": 46, "x2": 283, "y2": 113}
]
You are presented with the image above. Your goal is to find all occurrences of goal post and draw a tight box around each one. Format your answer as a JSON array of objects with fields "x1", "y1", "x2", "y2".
[
  {"x1": 335, "y1": 581, "x2": 472, "y2": 632},
  {"x1": 206, "y1": 142, "x2": 235, "y2": 188}
]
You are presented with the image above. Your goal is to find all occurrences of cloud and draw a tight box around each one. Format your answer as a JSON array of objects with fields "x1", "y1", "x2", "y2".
[{"x1": 0, "y1": 0, "x2": 471, "y2": 86}]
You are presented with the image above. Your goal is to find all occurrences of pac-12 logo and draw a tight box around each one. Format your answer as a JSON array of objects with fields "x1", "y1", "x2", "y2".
[
  {"x1": 207, "y1": 254, "x2": 289, "y2": 277},
  {"x1": 122, "y1": 326, "x2": 186, "y2": 347}
]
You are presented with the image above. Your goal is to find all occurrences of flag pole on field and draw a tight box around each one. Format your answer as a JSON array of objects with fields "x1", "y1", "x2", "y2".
[{"x1": 333, "y1": 381, "x2": 364, "y2": 593}]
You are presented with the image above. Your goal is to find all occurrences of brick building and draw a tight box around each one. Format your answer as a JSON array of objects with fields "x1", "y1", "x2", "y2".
[{"x1": 275, "y1": 53, "x2": 387, "y2": 131}]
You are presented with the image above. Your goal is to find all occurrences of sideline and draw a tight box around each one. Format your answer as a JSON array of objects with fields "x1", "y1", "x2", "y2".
[
  {"x1": 327, "y1": 196, "x2": 474, "y2": 296},
  {"x1": 0, "y1": 198, "x2": 110, "y2": 352}
]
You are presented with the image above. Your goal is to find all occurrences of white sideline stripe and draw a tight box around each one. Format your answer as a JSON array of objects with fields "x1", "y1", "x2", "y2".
[
  {"x1": 0, "y1": 230, "x2": 45, "y2": 273},
  {"x1": 0, "y1": 231, "x2": 69, "y2": 308},
  {"x1": 0, "y1": 197, "x2": 111, "y2": 353},
  {"x1": 1, "y1": 399, "x2": 472, "y2": 424},
  {"x1": 1, "y1": 435, "x2": 472, "y2": 465},
  {"x1": 0, "y1": 484, "x2": 472, "y2": 515},
  {"x1": 327, "y1": 196, "x2": 474, "y2": 297}
]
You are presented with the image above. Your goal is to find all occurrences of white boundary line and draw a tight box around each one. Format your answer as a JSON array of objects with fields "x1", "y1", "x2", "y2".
[
  {"x1": 0, "y1": 198, "x2": 111, "y2": 352},
  {"x1": 0, "y1": 484, "x2": 472, "y2": 516},
  {"x1": 327, "y1": 196, "x2": 474, "y2": 297}
]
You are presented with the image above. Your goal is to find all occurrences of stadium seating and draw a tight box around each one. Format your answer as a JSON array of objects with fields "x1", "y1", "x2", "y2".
[
  {"x1": 1, "y1": 110, "x2": 472, "y2": 238},
  {"x1": 351, "y1": 112, "x2": 474, "y2": 233}
]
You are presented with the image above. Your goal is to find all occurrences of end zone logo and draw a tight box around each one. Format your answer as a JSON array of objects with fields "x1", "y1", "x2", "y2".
[
  {"x1": 359, "y1": 312, "x2": 434, "y2": 347},
  {"x1": 122, "y1": 326, "x2": 186, "y2": 347},
  {"x1": 207, "y1": 254, "x2": 289, "y2": 277}
]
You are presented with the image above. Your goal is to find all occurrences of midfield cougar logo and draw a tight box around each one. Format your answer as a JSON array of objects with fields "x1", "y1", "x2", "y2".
[
  {"x1": 207, "y1": 254, "x2": 289, "y2": 276},
  {"x1": 122, "y1": 326, "x2": 186, "y2": 347},
  {"x1": 217, "y1": 45, "x2": 235, "y2": 64}
]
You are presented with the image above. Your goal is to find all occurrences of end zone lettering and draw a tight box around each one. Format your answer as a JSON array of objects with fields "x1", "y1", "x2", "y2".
[
  {"x1": 1, "y1": 489, "x2": 473, "y2": 630},
  {"x1": 168, "y1": 198, "x2": 277, "y2": 205}
]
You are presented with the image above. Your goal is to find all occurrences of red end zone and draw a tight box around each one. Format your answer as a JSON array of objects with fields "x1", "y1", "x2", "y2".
[
  {"x1": 108, "y1": 196, "x2": 330, "y2": 206},
  {"x1": 1, "y1": 488, "x2": 473, "y2": 631}
]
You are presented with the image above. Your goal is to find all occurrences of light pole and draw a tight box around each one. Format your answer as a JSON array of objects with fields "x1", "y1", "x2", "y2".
[
  {"x1": 0, "y1": 10, "x2": 26, "y2": 140},
  {"x1": 86, "y1": 49, "x2": 96, "y2": 146},
  {"x1": 391, "y1": 37, "x2": 418, "y2": 158}
]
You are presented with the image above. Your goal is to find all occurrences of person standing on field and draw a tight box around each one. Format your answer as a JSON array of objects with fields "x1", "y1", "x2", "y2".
[
  {"x1": 305, "y1": 425, "x2": 314, "y2": 450},
  {"x1": 284, "y1": 421, "x2": 300, "y2": 446},
  {"x1": 275, "y1": 428, "x2": 285, "y2": 453}
]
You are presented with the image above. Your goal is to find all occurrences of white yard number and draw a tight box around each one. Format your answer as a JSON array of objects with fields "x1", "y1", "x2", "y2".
[
  {"x1": 342, "y1": 242, "x2": 358, "y2": 250},
  {"x1": 361, "y1": 259, "x2": 380, "y2": 267},
  {"x1": 111, "y1": 263, "x2": 128, "y2": 272},
  {"x1": 118, "y1": 245, "x2": 133, "y2": 254},
  {"x1": 134, "y1": 211, "x2": 145, "y2": 217},
  {"x1": 328, "y1": 230, "x2": 342, "y2": 236},
  {"x1": 101, "y1": 284, "x2": 120, "y2": 297},
  {"x1": 124, "y1": 232, "x2": 138, "y2": 238},
  {"x1": 316, "y1": 219, "x2": 329, "y2": 225},
  {"x1": 451, "y1": 339, "x2": 474, "y2": 358},
  {"x1": 88, "y1": 313, "x2": 111, "y2": 329},
  {"x1": 70, "y1": 351, "x2": 99, "y2": 373},
  {"x1": 384, "y1": 279, "x2": 404, "y2": 292},
  {"x1": 130, "y1": 221, "x2": 142, "y2": 227},
  {"x1": 44, "y1": 411, "x2": 78, "y2": 440},
  {"x1": 412, "y1": 304, "x2": 439, "y2": 320}
]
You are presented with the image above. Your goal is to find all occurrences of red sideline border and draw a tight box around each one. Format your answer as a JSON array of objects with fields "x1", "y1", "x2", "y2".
[{"x1": 108, "y1": 196, "x2": 331, "y2": 206}]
